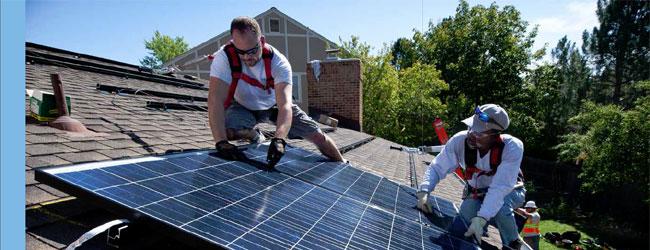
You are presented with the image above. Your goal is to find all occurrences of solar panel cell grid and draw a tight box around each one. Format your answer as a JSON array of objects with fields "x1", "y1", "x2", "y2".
[{"x1": 35, "y1": 144, "x2": 479, "y2": 250}]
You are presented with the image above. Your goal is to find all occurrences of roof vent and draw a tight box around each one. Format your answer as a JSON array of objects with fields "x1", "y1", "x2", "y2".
[
  {"x1": 48, "y1": 74, "x2": 106, "y2": 137},
  {"x1": 48, "y1": 74, "x2": 89, "y2": 133}
]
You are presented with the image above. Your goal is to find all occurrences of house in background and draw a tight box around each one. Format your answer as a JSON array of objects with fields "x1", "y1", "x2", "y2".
[{"x1": 164, "y1": 7, "x2": 338, "y2": 111}]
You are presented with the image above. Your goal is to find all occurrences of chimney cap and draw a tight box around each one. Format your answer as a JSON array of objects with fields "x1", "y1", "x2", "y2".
[{"x1": 325, "y1": 48, "x2": 340, "y2": 60}]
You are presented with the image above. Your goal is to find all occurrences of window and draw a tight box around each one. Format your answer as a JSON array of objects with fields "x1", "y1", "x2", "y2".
[
  {"x1": 269, "y1": 18, "x2": 280, "y2": 33},
  {"x1": 292, "y1": 75, "x2": 302, "y2": 103}
]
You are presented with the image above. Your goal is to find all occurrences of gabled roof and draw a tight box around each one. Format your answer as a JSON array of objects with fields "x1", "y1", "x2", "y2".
[
  {"x1": 24, "y1": 42, "x2": 468, "y2": 249},
  {"x1": 164, "y1": 7, "x2": 339, "y2": 68}
]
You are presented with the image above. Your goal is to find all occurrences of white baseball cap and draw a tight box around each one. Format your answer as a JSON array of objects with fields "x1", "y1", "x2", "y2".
[
  {"x1": 524, "y1": 201, "x2": 537, "y2": 209},
  {"x1": 462, "y1": 104, "x2": 510, "y2": 133}
]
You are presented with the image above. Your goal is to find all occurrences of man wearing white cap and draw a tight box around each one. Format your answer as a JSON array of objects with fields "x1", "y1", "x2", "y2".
[
  {"x1": 517, "y1": 201, "x2": 541, "y2": 250},
  {"x1": 417, "y1": 104, "x2": 527, "y2": 248}
]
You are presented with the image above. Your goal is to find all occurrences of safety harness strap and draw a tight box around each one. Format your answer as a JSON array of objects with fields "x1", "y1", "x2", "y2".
[
  {"x1": 462, "y1": 135, "x2": 525, "y2": 183},
  {"x1": 222, "y1": 41, "x2": 275, "y2": 108},
  {"x1": 463, "y1": 135, "x2": 505, "y2": 179}
]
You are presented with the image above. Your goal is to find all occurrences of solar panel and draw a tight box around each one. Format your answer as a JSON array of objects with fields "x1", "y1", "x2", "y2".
[{"x1": 35, "y1": 144, "x2": 480, "y2": 250}]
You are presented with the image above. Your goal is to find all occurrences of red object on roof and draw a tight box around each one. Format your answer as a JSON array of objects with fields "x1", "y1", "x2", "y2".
[
  {"x1": 433, "y1": 118, "x2": 465, "y2": 178},
  {"x1": 433, "y1": 118, "x2": 449, "y2": 144}
]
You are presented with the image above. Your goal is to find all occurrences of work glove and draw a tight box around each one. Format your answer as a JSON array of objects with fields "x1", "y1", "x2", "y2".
[
  {"x1": 215, "y1": 140, "x2": 247, "y2": 161},
  {"x1": 416, "y1": 191, "x2": 433, "y2": 214},
  {"x1": 464, "y1": 216, "x2": 488, "y2": 244},
  {"x1": 267, "y1": 138, "x2": 286, "y2": 168}
]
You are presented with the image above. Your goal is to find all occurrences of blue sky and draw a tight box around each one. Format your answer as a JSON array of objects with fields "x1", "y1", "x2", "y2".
[{"x1": 26, "y1": 0, "x2": 598, "y2": 65}]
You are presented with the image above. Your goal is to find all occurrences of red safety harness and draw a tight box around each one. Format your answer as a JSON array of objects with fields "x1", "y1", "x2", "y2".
[
  {"x1": 463, "y1": 135, "x2": 506, "y2": 180},
  {"x1": 222, "y1": 39, "x2": 275, "y2": 109},
  {"x1": 462, "y1": 135, "x2": 525, "y2": 199}
]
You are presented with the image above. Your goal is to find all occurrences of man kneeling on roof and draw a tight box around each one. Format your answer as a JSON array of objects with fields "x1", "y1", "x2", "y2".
[
  {"x1": 417, "y1": 104, "x2": 529, "y2": 249},
  {"x1": 207, "y1": 16, "x2": 345, "y2": 165}
]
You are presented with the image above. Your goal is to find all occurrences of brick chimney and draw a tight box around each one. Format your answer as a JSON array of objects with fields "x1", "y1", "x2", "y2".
[{"x1": 306, "y1": 58, "x2": 362, "y2": 131}]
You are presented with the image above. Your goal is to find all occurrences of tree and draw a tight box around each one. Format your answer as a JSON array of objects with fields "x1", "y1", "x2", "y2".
[
  {"x1": 551, "y1": 36, "x2": 592, "y2": 113},
  {"x1": 339, "y1": 36, "x2": 448, "y2": 146},
  {"x1": 390, "y1": 37, "x2": 417, "y2": 70},
  {"x1": 514, "y1": 36, "x2": 592, "y2": 157},
  {"x1": 339, "y1": 36, "x2": 401, "y2": 141},
  {"x1": 395, "y1": 62, "x2": 448, "y2": 146},
  {"x1": 396, "y1": 1, "x2": 537, "y2": 110},
  {"x1": 556, "y1": 83, "x2": 649, "y2": 231},
  {"x1": 140, "y1": 30, "x2": 189, "y2": 69},
  {"x1": 389, "y1": 1, "x2": 539, "y2": 134},
  {"x1": 585, "y1": 0, "x2": 649, "y2": 107}
]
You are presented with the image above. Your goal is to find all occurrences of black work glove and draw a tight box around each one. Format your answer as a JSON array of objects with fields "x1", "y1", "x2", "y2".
[
  {"x1": 267, "y1": 138, "x2": 286, "y2": 168},
  {"x1": 215, "y1": 140, "x2": 247, "y2": 161}
]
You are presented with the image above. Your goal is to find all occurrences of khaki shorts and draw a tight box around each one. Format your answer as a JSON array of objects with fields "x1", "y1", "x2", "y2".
[{"x1": 225, "y1": 102, "x2": 321, "y2": 139}]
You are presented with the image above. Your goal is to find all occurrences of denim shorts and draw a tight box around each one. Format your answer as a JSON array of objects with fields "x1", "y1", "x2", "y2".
[{"x1": 225, "y1": 102, "x2": 321, "y2": 138}]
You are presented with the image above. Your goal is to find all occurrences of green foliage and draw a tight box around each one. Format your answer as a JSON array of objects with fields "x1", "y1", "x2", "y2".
[
  {"x1": 506, "y1": 108, "x2": 544, "y2": 155},
  {"x1": 337, "y1": 0, "x2": 649, "y2": 238},
  {"x1": 390, "y1": 37, "x2": 417, "y2": 70},
  {"x1": 339, "y1": 36, "x2": 447, "y2": 146},
  {"x1": 513, "y1": 37, "x2": 592, "y2": 157},
  {"x1": 140, "y1": 30, "x2": 189, "y2": 69},
  {"x1": 556, "y1": 85, "x2": 649, "y2": 230},
  {"x1": 393, "y1": 0, "x2": 537, "y2": 108},
  {"x1": 443, "y1": 94, "x2": 471, "y2": 133},
  {"x1": 394, "y1": 63, "x2": 448, "y2": 145},
  {"x1": 557, "y1": 96, "x2": 649, "y2": 197},
  {"x1": 558, "y1": 3, "x2": 650, "y2": 227},
  {"x1": 338, "y1": 36, "x2": 370, "y2": 61},
  {"x1": 584, "y1": 0, "x2": 649, "y2": 106},
  {"x1": 339, "y1": 36, "x2": 401, "y2": 141},
  {"x1": 542, "y1": 197, "x2": 575, "y2": 220}
]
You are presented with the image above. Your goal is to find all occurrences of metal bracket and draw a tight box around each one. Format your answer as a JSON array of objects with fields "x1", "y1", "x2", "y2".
[
  {"x1": 106, "y1": 220, "x2": 131, "y2": 248},
  {"x1": 65, "y1": 219, "x2": 129, "y2": 250}
]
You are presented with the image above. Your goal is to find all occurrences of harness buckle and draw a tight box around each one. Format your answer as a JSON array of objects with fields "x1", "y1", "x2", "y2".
[{"x1": 463, "y1": 185, "x2": 488, "y2": 200}]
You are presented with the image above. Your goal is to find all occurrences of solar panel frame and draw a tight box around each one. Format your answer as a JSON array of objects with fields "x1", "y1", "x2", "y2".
[
  {"x1": 35, "y1": 145, "x2": 477, "y2": 250},
  {"x1": 35, "y1": 154, "x2": 231, "y2": 249}
]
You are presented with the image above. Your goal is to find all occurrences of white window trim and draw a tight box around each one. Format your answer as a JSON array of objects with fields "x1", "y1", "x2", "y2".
[
  {"x1": 292, "y1": 73, "x2": 303, "y2": 103},
  {"x1": 269, "y1": 18, "x2": 281, "y2": 33}
]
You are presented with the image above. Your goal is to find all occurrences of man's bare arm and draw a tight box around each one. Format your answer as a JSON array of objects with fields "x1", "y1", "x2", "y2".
[
  {"x1": 208, "y1": 77, "x2": 230, "y2": 143},
  {"x1": 273, "y1": 82, "x2": 292, "y2": 139}
]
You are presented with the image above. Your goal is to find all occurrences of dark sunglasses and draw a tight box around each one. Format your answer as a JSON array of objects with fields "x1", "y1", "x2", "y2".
[
  {"x1": 474, "y1": 106, "x2": 505, "y2": 130},
  {"x1": 234, "y1": 43, "x2": 260, "y2": 56}
]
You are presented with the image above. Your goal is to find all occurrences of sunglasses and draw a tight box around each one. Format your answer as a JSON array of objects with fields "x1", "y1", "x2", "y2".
[
  {"x1": 467, "y1": 128, "x2": 498, "y2": 139},
  {"x1": 234, "y1": 42, "x2": 260, "y2": 56},
  {"x1": 474, "y1": 106, "x2": 505, "y2": 130}
]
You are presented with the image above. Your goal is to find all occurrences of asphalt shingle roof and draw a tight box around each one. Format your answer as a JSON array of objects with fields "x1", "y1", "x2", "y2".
[{"x1": 23, "y1": 42, "x2": 490, "y2": 249}]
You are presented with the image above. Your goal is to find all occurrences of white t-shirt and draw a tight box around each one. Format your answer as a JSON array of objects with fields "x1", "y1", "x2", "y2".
[
  {"x1": 209, "y1": 44, "x2": 292, "y2": 110},
  {"x1": 420, "y1": 131, "x2": 524, "y2": 220}
]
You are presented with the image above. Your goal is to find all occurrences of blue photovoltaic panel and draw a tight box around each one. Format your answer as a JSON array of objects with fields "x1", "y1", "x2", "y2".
[{"x1": 35, "y1": 144, "x2": 479, "y2": 250}]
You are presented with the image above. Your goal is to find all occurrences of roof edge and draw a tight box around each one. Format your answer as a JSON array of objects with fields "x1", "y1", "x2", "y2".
[{"x1": 26, "y1": 42, "x2": 142, "y2": 69}]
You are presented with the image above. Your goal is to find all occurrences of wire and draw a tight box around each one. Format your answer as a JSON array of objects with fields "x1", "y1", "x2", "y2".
[{"x1": 422, "y1": 0, "x2": 424, "y2": 32}]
